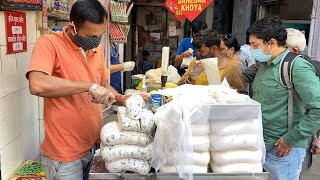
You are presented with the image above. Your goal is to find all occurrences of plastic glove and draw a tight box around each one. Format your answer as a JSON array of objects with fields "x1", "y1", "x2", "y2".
[
  {"x1": 124, "y1": 61, "x2": 135, "y2": 71},
  {"x1": 190, "y1": 61, "x2": 205, "y2": 80},
  {"x1": 89, "y1": 83, "x2": 116, "y2": 105}
]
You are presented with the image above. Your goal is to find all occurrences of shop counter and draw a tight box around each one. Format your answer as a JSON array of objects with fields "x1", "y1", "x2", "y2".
[{"x1": 89, "y1": 156, "x2": 268, "y2": 180}]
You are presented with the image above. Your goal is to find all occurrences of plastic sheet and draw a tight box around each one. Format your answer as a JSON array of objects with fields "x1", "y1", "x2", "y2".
[{"x1": 201, "y1": 58, "x2": 221, "y2": 85}]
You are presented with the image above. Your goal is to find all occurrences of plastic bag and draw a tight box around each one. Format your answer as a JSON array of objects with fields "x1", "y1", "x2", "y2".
[
  {"x1": 152, "y1": 93, "x2": 211, "y2": 180},
  {"x1": 146, "y1": 68, "x2": 161, "y2": 82},
  {"x1": 151, "y1": 97, "x2": 193, "y2": 180},
  {"x1": 167, "y1": 65, "x2": 181, "y2": 84},
  {"x1": 181, "y1": 48, "x2": 194, "y2": 68},
  {"x1": 200, "y1": 58, "x2": 221, "y2": 85}
]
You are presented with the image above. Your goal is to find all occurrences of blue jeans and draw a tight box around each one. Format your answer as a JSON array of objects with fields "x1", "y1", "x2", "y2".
[
  {"x1": 41, "y1": 145, "x2": 98, "y2": 180},
  {"x1": 263, "y1": 147, "x2": 306, "y2": 180}
]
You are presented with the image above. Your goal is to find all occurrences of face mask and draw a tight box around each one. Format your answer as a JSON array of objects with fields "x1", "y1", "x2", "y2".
[
  {"x1": 196, "y1": 49, "x2": 214, "y2": 60},
  {"x1": 250, "y1": 42, "x2": 272, "y2": 63},
  {"x1": 221, "y1": 49, "x2": 231, "y2": 58},
  {"x1": 72, "y1": 25, "x2": 101, "y2": 50}
]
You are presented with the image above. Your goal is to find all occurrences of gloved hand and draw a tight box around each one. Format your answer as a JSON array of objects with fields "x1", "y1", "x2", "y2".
[
  {"x1": 123, "y1": 61, "x2": 135, "y2": 72},
  {"x1": 190, "y1": 61, "x2": 205, "y2": 80},
  {"x1": 88, "y1": 83, "x2": 116, "y2": 105}
]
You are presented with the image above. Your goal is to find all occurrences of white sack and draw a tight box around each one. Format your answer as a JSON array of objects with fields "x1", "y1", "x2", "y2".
[
  {"x1": 125, "y1": 94, "x2": 144, "y2": 119},
  {"x1": 210, "y1": 133, "x2": 259, "y2": 151},
  {"x1": 210, "y1": 161, "x2": 263, "y2": 173},
  {"x1": 126, "y1": 105, "x2": 142, "y2": 120},
  {"x1": 117, "y1": 111, "x2": 140, "y2": 132},
  {"x1": 125, "y1": 94, "x2": 145, "y2": 108},
  {"x1": 160, "y1": 165, "x2": 208, "y2": 173},
  {"x1": 210, "y1": 149, "x2": 262, "y2": 166},
  {"x1": 191, "y1": 124, "x2": 210, "y2": 136},
  {"x1": 105, "y1": 159, "x2": 151, "y2": 175},
  {"x1": 166, "y1": 151, "x2": 210, "y2": 166},
  {"x1": 192, "y1": 136, "x2": 210, "y2": 152},
  {"x1": 101, "y1": 143, "x2": 152, "y2": 162},
  {"x1": 140, "y1": 109, "x2": 155, "y2": 134},
  {"x1": 101, "y1": 121, "x2": 150, "y2": 146},
  {"x1": 210, "y1": 119, "x2": 259, "y2": 135}
]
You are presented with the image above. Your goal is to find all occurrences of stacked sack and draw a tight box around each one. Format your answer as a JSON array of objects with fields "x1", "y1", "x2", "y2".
[
  {"x1": 100, "y1": 95, "x2": 155, "y2": 175},
  {"x1": 160, "y1": 123, "x2": 211, "y2": 173},
  {"x1": 209, "y1": 118, "x2": 263, "y2": 173}
]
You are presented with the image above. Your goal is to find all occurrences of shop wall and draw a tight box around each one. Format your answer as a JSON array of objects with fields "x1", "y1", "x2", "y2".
[{"x1": 0, "y1": 11, "x2": 41, "y2": 180}]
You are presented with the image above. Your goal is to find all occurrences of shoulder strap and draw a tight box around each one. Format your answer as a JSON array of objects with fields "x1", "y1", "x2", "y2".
[{"x1": 279, "y1": 52, "x2": 304, "y2": 130}]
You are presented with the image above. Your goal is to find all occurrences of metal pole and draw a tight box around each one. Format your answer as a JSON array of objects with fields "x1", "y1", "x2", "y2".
[{"x1": 308, "y1": 0, "x2": 317, "y2": 57}]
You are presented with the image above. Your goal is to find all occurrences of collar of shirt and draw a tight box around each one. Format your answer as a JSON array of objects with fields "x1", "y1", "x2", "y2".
[
  {"x1": 62, "y1": 26, "x2": 97, "y2": 53},
  {"x1": 270, "y1": 49, "x2": 290, "y2": 66}
]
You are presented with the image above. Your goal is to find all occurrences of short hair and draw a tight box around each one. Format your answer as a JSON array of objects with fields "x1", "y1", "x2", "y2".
[
  {"x1": 192, "y1": 29, "x2": 221, "y2": 49},
  {"x1": 70, "y1": 0, "x2": 107, "y2": 28},
  {"x1": 142, "y1": 50, "x2": 150, "y2": 56},
  {"x1": 191, "y1": 20, "x2": 208, "y2": 34},
  {"x1": 286, "y1": 28, "x2": 306, "y2": 52},
  {"x1": 248, "y1": 16, "x2": 287, "y2": 46},
  {"x1": 221, "y1": 34, "x2": 241, "y2": 51}
]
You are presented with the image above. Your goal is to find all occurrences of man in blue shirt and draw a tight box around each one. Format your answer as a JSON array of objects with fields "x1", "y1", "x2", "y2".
[
  {"x1": 174, "y1": 20, "x2": 207, "y2": 76},
  {"x1": 140, "y1": 50, "x2": 153, "y2": 74},
  {"x1": 110, "y1": 43, "x2": 135, "y2": 93}
]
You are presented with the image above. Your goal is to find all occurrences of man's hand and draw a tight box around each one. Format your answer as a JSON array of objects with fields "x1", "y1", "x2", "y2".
[
  {"x1": 88, "y1": 83, "x2": 116, "y2": 105},
  {"x1": 190, "y1": 61, "x2": 205, "y2": 80},
  {"x1": 275, "y1": 137, "x2": 293, "y2": 157},
  {"x1": 123, "y1": 61, "x2": 135, "y2": 72},
  {"x1": 180, "y1": 50, "x2": 193, "y2": 59},
  {"x1": 310, "y1": 136, "x2": 320, "y2": 154}
]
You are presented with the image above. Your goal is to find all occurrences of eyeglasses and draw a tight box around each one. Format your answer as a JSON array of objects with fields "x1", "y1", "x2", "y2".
[{"x1": 220, "y1": 34, "x2": 233, "y2": 45}]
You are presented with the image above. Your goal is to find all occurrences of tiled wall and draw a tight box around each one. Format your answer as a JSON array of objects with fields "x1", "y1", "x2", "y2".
[{"x1": 0, "y1": 11, "x2": 42, "y2": 180}]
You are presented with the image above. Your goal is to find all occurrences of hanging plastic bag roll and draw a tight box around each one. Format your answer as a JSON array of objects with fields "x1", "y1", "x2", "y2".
[{"x1": 200, "y1": 58, "x2": 221, "y2": 85}]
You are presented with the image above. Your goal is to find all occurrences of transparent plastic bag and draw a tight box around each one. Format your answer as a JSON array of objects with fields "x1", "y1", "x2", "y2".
[
  {"x1": 167, "y1": 65, "x2": 181, "y2": 84},
  {"x1": 152, "y1": 94, "x2": 211, "y2": 180}
]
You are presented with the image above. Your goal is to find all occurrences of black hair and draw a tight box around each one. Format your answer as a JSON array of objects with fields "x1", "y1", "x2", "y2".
[
  {"x1": 70, "y1": 0, "x2": 108, "y2": 28},
  {"x1": 221, "y1": 34, "x2": 240, "y2": 51},
  {"x1": 192, "y1": 29, "x2": 221, "y2": 49},
  {"x1": 142, "y1": 50, "x2": 150, "y2": 56},
  {"x1": 245, "y1": 28, "x2": 250, "y2": 44},
  {"x1": 248, "y1": 16, "x2": 287, "y2": 46},
  {"x1": 191, "y1": 20, "x2": 208, "y2": 34}
]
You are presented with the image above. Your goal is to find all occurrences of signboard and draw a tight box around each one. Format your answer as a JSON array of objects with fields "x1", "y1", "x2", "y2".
[
  {"x1": 172, "y1": 0, "x2": 213, "y2": 22},
  {"x1": 5, "y1": 11, "x2": 27, "y2": 54},
  {"x1": 164, "y1": 0, "x2": 185, "y2": 22}
]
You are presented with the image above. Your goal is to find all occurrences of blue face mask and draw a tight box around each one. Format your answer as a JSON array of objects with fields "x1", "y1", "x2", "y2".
[{"x1": 250, "y1": 42, "x2": 272, "y2": 63}]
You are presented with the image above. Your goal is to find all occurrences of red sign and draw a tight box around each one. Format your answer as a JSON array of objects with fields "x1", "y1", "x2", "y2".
[
  {"x1": 164, "y1": 0, "x2": 185, "y2": 22},
  {"x1": 5, "y1": 11, "x2": 27, "y2": 54},
  {"x1": 172, "y1": 0, "x2": 212, "y2": 22}
]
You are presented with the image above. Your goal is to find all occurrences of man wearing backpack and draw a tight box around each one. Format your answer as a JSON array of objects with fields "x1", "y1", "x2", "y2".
[{"x1": 248, "y1": 16, "x2": 320, "y2": 180}]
